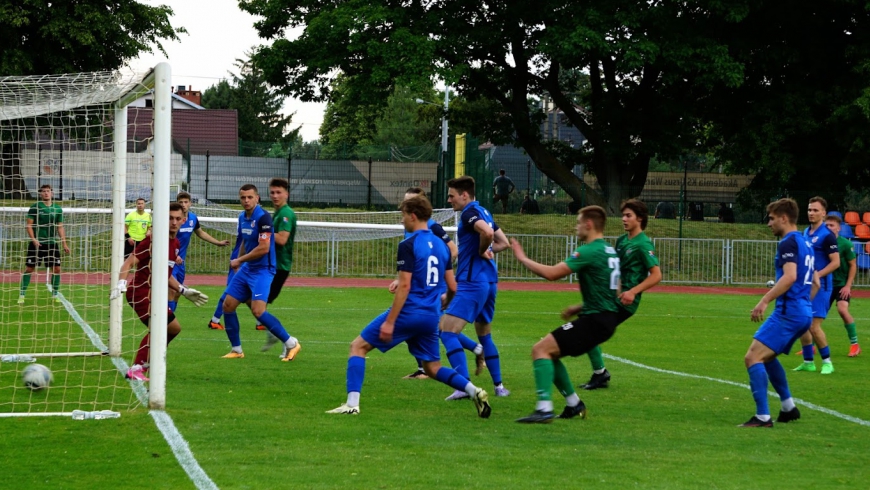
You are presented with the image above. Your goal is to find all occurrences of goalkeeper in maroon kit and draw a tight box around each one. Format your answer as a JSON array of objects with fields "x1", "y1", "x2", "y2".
[{"x1": 111, "y1": 202, "x2": 208, "y2": 381}]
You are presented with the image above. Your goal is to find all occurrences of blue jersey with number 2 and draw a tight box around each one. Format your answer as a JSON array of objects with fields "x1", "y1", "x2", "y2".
[{"x1": 775, "y1": 231, "x2": 813, "y2": 317}]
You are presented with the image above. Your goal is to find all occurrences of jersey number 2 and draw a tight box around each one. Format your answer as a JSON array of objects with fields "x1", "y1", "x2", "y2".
[
  {"x1": 803, "y1": 255, "x2": 815, "y2": 285},
  {"x1": 608, "y1": 257, "x2": 621, "y2": 290}
]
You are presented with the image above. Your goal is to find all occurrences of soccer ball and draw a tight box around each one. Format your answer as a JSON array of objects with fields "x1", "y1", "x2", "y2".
[
  {"x1": 766, "y1": 280, "x2": 775, "y2": 288},
  {"x1": 22, "y1": 363, "x2": 53, "y2": 391}
]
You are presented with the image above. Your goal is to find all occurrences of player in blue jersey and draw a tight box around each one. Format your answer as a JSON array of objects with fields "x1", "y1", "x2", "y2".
[
  {"x1": 440, "y1": 176, "x2": 511, "y2": 400},
  {"x1": 220, "y1": 184, "x2": 301, "y2": 361},
  {"x1": 389, "y1": 187, "x2": 485, "y2": 380},
  {"x1": 741, "y1": 198, "x2": 818, "y2": 427},
  {"x1": 794, "y1": 196, "x2": 840, "y2": 374},
  {"x1": 169, "y1": 192, "x2": 230, "y2": 317},
  {"x1": 327, "y1": 195, "x2": 491, "y2": 417}
]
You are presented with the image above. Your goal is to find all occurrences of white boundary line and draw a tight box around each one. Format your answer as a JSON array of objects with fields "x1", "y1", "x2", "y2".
[
  {"x1": 54, "y1": 286, "x2": 219, "y2": 489},
  {"x1": 605, "y1": 354, "x2": 870, "y2": 427}
]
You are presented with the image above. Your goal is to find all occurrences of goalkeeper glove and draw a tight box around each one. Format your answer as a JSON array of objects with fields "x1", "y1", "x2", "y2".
[
  {"x1": 110, "y1": 279, "x2": 127, "y2": 300},
  {"x1": 179, "y1": 285, "x2": 209, "y2": 307}
]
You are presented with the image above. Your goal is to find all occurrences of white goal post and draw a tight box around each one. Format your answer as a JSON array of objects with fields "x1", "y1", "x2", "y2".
[{"x1": 0, "y1": 63, "x2": 172, "y2": 416}]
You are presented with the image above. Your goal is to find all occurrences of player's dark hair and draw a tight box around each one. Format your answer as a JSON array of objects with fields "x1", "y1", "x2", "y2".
[
  {"x1": 499, "y1": 169, "x2": 506, "y2": 175},
  {"x1": 579, "y1": 205, "x2": 607, "y2": 232},
  {"x1": 169, "y1": 202, "x2": 184, "y2": 213},
  {"x1": 39, "y1": 184, "x2": 52, "y2": 191},
  {"x1": 239, "y1": 183, "x2": 258, "y2": 194},
  {"x1": 399, "y1": 195, "x2": 433, "y2": 221},
  {"x1": 809, "y1": 196, "x2": 828, "y2": 211},
  {"x1": 767, "y1": 198, "x2": 799, "y2": 224},
  {"x1": 447, "y1": 176, "x2": 476, "y2": 198},
  {"x1": 825, "y1": 214, "x2": 842, "y2": 224},
  {"x1": 136, "y1": 197, "x2": 146, "y2": 203},
  {"x1": 620, "y1": 198, "x2": 649, "y2": 230},
  {"x1": 269, "y1": 178, "x2": 289, "y2": 191},
  {"x1": 404, "y1": 186, "x2": 426, "y2": 196},
  {"x1": 176, "y1": 191, "x2": 191, "y2": 201}
]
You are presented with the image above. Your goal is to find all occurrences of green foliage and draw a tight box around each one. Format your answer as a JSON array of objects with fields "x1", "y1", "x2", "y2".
[
  {"x1": 0, "y1": 0, "x2": 184, "y2": 75},
  {"x1": 201, "y1": 52, "x2": 299, "y2": 155}
]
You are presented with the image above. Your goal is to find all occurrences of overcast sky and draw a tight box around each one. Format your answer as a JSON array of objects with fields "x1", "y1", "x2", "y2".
[{"x1": 130, "y1": 0, "x2": 325, "y2": 142}]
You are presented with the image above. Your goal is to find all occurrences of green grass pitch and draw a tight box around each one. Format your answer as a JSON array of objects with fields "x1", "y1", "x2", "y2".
[{"x1": 2, "y1": 285, "x2": 868, "y2": 488}]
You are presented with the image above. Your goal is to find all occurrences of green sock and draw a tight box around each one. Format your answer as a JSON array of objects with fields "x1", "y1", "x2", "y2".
[
  {"x1": 19, "y1": 273, "x2": 31, "y2": 296},
  {"x1": 552, "y1": 359, "x2": 576, "y2": 398},
  {"x1": 845, "y1": 323, "x2": 858, "y2": 344},
  {"x1": 51, "y1": 274, "x2": 60, "y2": 295},
  {"x1": 533, "y1": 358, "x2": 555, "y2": 402},
  {"x1": 587, "y1": 345, "x2": 605, "y2": 371}
]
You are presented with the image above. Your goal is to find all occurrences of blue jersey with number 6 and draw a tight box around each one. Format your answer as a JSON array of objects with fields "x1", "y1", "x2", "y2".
[
  {"x1": 775, "y1": 231, "x2": 813, "y2": 316},
  {"x1": 396, "y1": 229, "x2": 452, "y2": 317}
]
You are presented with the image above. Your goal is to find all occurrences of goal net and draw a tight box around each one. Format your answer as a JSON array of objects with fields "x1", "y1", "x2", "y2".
[{"x1": 0, "y1": 65, "x2": 173, "y2": 417}]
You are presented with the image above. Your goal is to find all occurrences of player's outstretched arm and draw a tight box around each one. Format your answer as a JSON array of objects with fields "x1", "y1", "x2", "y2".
[
  {"x1": 195, "y1": 228, "x2": 230, "y2": 247},
  {"x1": 111, "y1": 254, "x2": 138, "y2": 300},
  {"x1": 491, "y1": 228, "x2": 510, "y2": 254},
  {"x1": 510, "y1": 238, "x2": 572, "y2": 281}
]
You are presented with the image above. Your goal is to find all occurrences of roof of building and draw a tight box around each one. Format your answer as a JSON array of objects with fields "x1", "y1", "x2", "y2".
[{"x1": 127, "y1": 107, "x2": 238, "y2": 156}]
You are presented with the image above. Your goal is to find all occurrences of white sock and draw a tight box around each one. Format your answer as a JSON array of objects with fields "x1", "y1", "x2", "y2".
[
  {"x1": 232, "y1": 346, "x2": 243, "y2": 354},
  {"x1": 211, "y1": 316, "x2": 220, "y2": 323},
  {"x1": 473, "y1": 344, "x2": 483, "y2": 355},
  {"x1": 822, "y1": 358, "x2": 832, "y2": 364},
  {"x1": 565, "y1": 393, "x2": 580, "y2": 408},
  {"x1": 781, "y1": 397, "x2": 796, "y2": 411},
  {"x1": 464, "y1": 382, "x2": 478, "y2": 397},
  {"x1": 284, "y1": 336, "x2": 298, "y2": 348},
  {"x1": 536, "y1": 400, "x2": 554, "y2": 413},
  {"x1": 346, "y1": 391, "x2": 360, "y2": 407},
  {"x1": 756, "y1": 414, "x2": 771, "y2": 422},
  {"x1": 593, "y1": 368, "x2": 606, "y2": 375}
]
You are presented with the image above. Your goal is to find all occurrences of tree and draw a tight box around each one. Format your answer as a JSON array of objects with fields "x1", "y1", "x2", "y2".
[
  {"x1": 0, "y1": 0, "x2": 184, "y2": 76},
  {"x1": 201, "y1": 54, "x2": 299, "y2": 156},
  {"x1": 1, "y1": 0, "x2": 184, "y2": 197},
  {"x1": 241, "y1": 0, "x2": 759, "y2": 211}
]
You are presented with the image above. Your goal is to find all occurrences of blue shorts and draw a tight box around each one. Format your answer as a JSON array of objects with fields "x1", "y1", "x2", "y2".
[
  {"x1": 223, "y1": 266, "x2": 274, "y2": 303},
  {"x1": 445, "y1": 281, "x2": 497, "y2": 324},
  {"x1": 811, "y1": 288, "x2": 832, "y2": 319},
  {"x1": 225, "y1": 267, "x2": 236, "y2": 286},
  {"x1": 171, "y1": 262, "x2": 186, "y2": 284},
  {"x1": 753, "y1": 311, "x2": 812, "y2": 355},
  {"x1": 360, "y1": 310, "x2": 441, "y2": 361}
]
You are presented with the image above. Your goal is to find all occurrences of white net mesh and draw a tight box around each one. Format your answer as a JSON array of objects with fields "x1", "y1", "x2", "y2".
[{"x1": 0, "y1": 69, "x2": 154, "y2": 416}]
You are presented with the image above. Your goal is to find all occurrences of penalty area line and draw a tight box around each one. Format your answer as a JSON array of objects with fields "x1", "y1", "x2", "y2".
[{"x1": 605, "y1": 354, "x2": 870, "y2": 427}]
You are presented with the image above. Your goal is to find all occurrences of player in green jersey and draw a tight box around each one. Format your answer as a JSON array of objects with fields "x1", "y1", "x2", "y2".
[
  {"x1": 510, "y1": 205, "x2": 628, "y2": 423},
  {"x1": 824, "y1": 215, "x2": 860, "y2": 357},
  {"x1": 19, "y1": 184, "x2": 71, "y2": 304},
  {"x1": 582, "y1": 199, "x2": 662, "y2": 390},
  {"x1": 259, "y1": 177, "x2": 300, "y2": 349}
]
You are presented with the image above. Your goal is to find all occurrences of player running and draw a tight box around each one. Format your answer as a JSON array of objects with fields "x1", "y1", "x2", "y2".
[
  {"x1": 510, "y1": 206, "x2": 627, "y2": 423},
  {"x1": 740, "y1": 198, "x2": 817, "y2": 427},
  {"x1": 327, "y1": 195, "x2": 491, "y2": 417}
]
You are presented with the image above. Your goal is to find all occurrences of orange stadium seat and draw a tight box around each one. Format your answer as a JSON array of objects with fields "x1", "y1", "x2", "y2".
[
  {"x1": 855, "y1": 223, "x2": 870, "y2": 240},
  {"x1": 863, "y1": 212, "x2": 870, "y2": 225},
  {"x1": 845, "y1": 211, "x2": 861, "y2": 226}
]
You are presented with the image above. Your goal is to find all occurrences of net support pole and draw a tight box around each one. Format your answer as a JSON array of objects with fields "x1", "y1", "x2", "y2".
[
  {"x1": 108, "y1": 102, "x2": 128, "y2": 357},
  {"x1": 149, "y1": 62, "x2": 172, "y2": 410}
]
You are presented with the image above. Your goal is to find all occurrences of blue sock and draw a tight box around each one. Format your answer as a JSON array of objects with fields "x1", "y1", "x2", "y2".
[
  {"x1": 168, "y1": 300, "x2": 178, "y2": 312},
  {"x1": 212, "y1": 294, "x2": 226, "y2": 320},
  {"x1": 257, "y1": 311, "x2": 290, "y2": 343},
  {"x1": 764, "y1": 358, "x2": 791, "y2": 401},
  {"x1": 802, "y1": 343, "x2": 815, "y2": 362},
  {"x1": 479, "y1": 333, "x2": 503, "y2": 386},
  {"x1": 225, "y1": 312, "x2": 241, "y2": 348},
  {"x1": 440, "y1": 331, "x2": 469, "y2": 379},
  {"x1": 747, "y1": 363, "x2": 770, "y2": 416},
  {"x1": 435, "y1": 366, "x2": 470, "y2": 392},
  {"x1": 819, "y1": 345, "x2": 831, "y2": 361},
  {"x1": 347, "y1": 356, "x2": 366, "y2": 393},
  {"x1": 458, "y1": 333, "x2": 478, "y2": 351}
]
